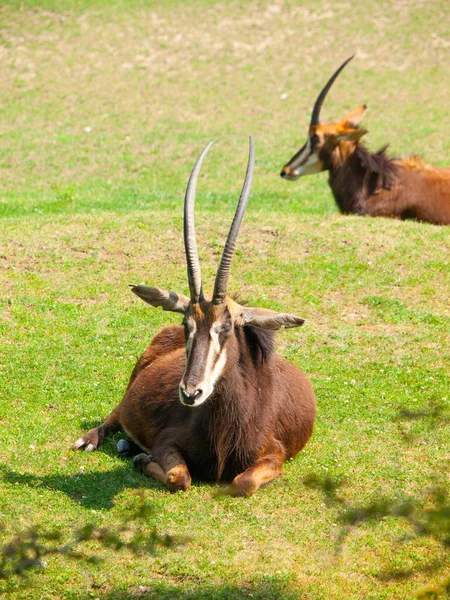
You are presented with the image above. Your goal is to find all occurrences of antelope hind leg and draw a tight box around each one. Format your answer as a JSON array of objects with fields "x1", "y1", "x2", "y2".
[
  {"x1": 72, "y1": 409, "x2": 121, "y2": 452},
  {"x1": 133, "y1": 444, "x2": 192, "y2": 493}
]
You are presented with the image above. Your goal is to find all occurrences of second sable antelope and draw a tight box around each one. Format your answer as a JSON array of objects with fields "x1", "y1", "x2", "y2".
[
  {"x1": 281, "y1": 57, "x2": 450, "y2": 225},
  {"x1": 73, "y1": 139, "x2": 316, "y2": 497}
]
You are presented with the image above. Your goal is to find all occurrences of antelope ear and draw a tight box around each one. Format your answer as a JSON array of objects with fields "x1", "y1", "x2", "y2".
[
  {"x1": 237, "y1": 306, "x2": 305, "y2": 330},
  {"x1": 130, "y1": 285, "x2": 190, "y2": 314},
  {"x1": 339, "y1": 104, "x2": 367, "y2": 128},
  {"x1": 336, "y1": 127, "x2": 368, "y2": 143}
]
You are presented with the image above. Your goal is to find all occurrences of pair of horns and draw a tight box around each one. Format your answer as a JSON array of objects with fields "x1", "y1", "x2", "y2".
[
  {"x1": 310, "y1": 55, "x2": 354, "y2": 127},
  {"x1": 170, "y1": 52, "x2": 354, "y2": 303},
  {"x1": 185, "y1": 137, "x2": 254, "y2": 305}
]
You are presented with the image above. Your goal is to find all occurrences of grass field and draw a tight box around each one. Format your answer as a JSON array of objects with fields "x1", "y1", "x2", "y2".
[{"x1": 0, "y1": 1, "x2": 449, "y2": 598}]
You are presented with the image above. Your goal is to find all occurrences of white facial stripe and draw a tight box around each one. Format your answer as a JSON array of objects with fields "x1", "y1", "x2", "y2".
[
  {"x1": 194, "y1": 324, "x2": 222, "y2": 396},
  {"x1": 180, "y1": 322, "x2": 227, "y2": 407},
  {"x1": 210, "y1": 327, "x2": 220, "y2": 353},
  {"x1": 192, "y1": 348, "x2": 227, "y2": 407},
  {"x1": 305, "y1": 152, "x2": 319, "y2": 167},
  {"x1": 290, "y1": 140, "x2": 323, "y2": 178},
  {"x1": 290, "y1": 138, "x2": 311, "y2": 170},
  {"x1": 185, "y1": 318, "x2": 197, "y2": 356},
  {"x1": 304, "y1": 138, "x2": 312, "y2": 162},
  {"x1": 297, "y1": 153, "x2": 322, "y2": 176}
]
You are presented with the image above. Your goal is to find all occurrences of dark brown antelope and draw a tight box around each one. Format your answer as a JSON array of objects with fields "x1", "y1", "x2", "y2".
[
  {"x1": 73, "y1": 139, "x2": 316, "y2": 497},
  {"x1": 280, "y1": 57, "x2": 450, "y2": 225}
]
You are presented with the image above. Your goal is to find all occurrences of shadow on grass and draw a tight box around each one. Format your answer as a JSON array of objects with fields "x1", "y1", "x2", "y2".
[
  {"x1": 67, "y1": 579, "x2": 300, "y2": 600},
  {"x1": 375, "y1": 557, "x2": 446, "y2": 582},
  {"x1": 0, "y1": 463, "x2": 160, "y2": 509},
  {"x1": 303, "y1": 467, "x2": 450, "y2": 592},
  {"x1": 0, "y1": 458, "x2": 215, "y2": 510}
]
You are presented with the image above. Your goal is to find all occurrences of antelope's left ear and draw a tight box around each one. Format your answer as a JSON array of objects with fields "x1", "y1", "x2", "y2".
[
  {"x1": 339, "y1": 104, "x2": 367, "y2": 128},
  {"x1": 336, "y1": 127, "x2": 368, "y2": 143},
  {"x1": 236, "y1": 306, "x2": 305, "y2": 330},
  {"x1": 130, "y1": 284, "x2": 190, "y2": 314}
]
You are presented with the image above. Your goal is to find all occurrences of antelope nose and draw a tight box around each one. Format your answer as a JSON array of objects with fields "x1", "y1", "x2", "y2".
[
  {"x1": 180, "y1": 387, "x2": 202, "y2": 406},
  {"x1": 280, "y1": 168, "x2": 287, "y2": 178}
]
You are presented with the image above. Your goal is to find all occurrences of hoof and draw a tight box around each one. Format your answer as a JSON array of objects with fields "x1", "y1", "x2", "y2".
[
  {"x1": 72, "y1": 435, "x2": 98, "y2": 452},
  {"x1": 117, "y1": 439, "x2": 146, "y2": 457},
  {"x1": 72, "y1": 427, "x2": 103, "y2": 452},
  {"x1": 117, "y1": 439, "x2": 129, "y2": 456},
  {"x1": 72, "y1": 437, "x2": 87, "y2": 451},
  {"x1": 228, "y1": 475, "x2": 258, "y2": 497},
  {"x1": 133, "y1": 453, "x2": 152, "y2": 472}
]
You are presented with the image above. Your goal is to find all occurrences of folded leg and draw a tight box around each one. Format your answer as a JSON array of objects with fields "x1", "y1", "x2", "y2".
[
  {"x1": 229, "y1": 439, "x2": 285, "y2": 497},
  {"x1": 133, "y1": 438, "x2": 191, "y2": 492}
]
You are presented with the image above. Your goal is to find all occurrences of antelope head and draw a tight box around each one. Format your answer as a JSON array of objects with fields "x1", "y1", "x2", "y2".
[
  {"x1": 280, "y1": 56, "x2": 368, "y2": 180},
  {"x1": 132, "y1": 139, "x2": 305, "y2": 408}
]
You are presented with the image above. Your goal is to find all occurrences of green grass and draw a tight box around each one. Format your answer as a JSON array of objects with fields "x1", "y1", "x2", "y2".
[{"x1": 0, "y1": 1, "x2": 449, "y2": 598}]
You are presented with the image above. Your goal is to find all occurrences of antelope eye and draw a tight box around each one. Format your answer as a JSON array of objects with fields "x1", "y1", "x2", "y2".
[{"x1": 221, "y1": 322, "x2": 232, "y2": 334}]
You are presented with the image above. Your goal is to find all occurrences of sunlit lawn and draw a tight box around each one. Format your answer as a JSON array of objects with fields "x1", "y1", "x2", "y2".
[{"x1": 0, "y1": 1, "x2": 449, "y2": 598}]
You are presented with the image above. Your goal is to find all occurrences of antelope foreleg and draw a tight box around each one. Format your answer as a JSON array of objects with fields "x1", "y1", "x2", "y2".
[
  {"x1": 228, "y1": 443, "x2": 286, "y2": 497},
  {"x1": 72, "y1": 409, "x2": 121, "y2": 452}
]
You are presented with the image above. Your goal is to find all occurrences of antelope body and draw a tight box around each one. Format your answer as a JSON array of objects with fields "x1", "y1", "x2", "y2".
[
  {"x1": 73, "y1": 140, "x2": 316, "y2": 496},
  {"x1": 281, "y1": 57, "x2": 450, "y2": 225}
]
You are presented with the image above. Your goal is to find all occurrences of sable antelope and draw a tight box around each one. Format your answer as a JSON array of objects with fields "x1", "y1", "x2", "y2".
[
  {"x1": 280, "y1": 57, "x2": 450, "y2": 225},
  {"x1": 73, "y1": 139, "x2": 316, "y2": 497}
]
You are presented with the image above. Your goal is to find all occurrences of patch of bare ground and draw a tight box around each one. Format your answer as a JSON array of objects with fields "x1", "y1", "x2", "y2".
[{"x1": 0, "y1": 0, "x2": 448, "y2": 190}]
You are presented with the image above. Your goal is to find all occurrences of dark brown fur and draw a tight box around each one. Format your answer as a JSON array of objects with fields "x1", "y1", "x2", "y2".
[
  {"x1": 75, "y1": 319, "x2": 315, "y2": 495},
  {"x1": 324, "y1": 142, "x2": 450, "y2": 225},
  {"x1": 74, "y1": 138, "x2": 315, "y2": 496}
]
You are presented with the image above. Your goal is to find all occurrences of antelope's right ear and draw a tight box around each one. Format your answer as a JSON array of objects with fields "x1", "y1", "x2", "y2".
[{"x1": 130, "y1": 285, "x2": 190, "y2": 314}]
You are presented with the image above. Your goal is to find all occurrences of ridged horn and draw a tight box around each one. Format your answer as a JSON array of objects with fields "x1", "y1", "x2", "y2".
[
  {"x1": 184, "y1": 141, "x2": 213, "y2": 303},
  {"x1": 310, "y1": 56, "x2": 354, "y2": 127},
  {"x1": 213, "y1": 137, "x2": 254, "y2": 305}
]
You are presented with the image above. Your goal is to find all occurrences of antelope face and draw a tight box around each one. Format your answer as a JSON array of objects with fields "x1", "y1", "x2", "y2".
[
  {"x1": 179, "y1": 301, "x2": 233, "y2": 407},
  {"x1": 176, "y1": 295, "x2": 305, "y2": 407},
  {"x1": 280, "y1": 56, "x2": 368, "y2": 181},
  {"x1": 280, "y1": 131, "x2": 325, "y2": 180},
  {"x1": 280, "y1": 117, "x2": 368, "y2": 180}
]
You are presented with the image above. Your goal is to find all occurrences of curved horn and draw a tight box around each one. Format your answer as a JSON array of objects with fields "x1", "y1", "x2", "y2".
[
  {"x1": 310, "y1": 56, "x2": 354, "y2": 127},
  {"x1": 213, "y1": 137, "x2": 254, "y2": 305},
  {"x1": 184, "y1": 141, "x2": 213, "y2": 303}
]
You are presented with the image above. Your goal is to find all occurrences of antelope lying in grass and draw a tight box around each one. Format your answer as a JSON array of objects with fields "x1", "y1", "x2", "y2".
[
  {"x1": 73, "y1": 139, "x2": 316, "y2": 497},
  {"x1": 280, "y1": 57, "x2": 450, "y2": 225}
]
